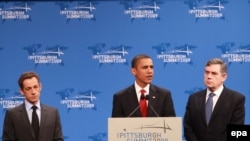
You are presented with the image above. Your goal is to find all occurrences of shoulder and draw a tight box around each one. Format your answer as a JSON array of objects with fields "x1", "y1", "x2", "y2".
[
  {"x1": 5, "y1": 103, "x2": 25, "y2": 117},
  {"x1": 41, "y1": 103, "x2": 58, "y2": 112},
  {"x1": 188, "y1": 89, "x2": 206, "y2": 99},
  {"x1": 223, "y1": 86, "x2": 245, "y2": 99},
  {"x1": 7, "y1": 103, "x2": 24, "y2": 112},
  {"x1": 113, "y1": 85, "x2": 134, "y2": 96},
  {"x1": 151, "y1": 84, "x2": 170, "y2": 92},
  {"x1": 150, "y1": 84, "x2": 171, "y2": 95}
]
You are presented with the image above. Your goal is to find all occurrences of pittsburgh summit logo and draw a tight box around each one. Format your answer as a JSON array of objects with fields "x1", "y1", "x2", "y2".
[
  {"x1": 185, "y1": 0, "x2": 227, "y2": 21},
  {"x1": 56, "y1": 1, "x2": 96, "y2": 22},
  {"x1": 153, "y1": 42, "x2": 196, "y2": 66},
  {"x1": 121, "y1": 0, "x2": 163, "y2": 21},
  {"x1": 116, "y1": 120, "x2": 172, "y2": 141},
  {"x1": 0, "y1": 89, "x2": 24, "y2": 110},
  {"x1": 23, "y1": 43, "x2": 67, "y2": 67},
  {"x1": 217, "y1": 42, "x2": 250, "y2": 63},
  {"x1": 56, "y1": 88, "x2": 99, "y2": 112},
  {"x1": 0, "y1": 2, "x2": 32, "y2": 22},
  {"x1": 88, "y1": 43, "x2": 132, "y2": 67}
]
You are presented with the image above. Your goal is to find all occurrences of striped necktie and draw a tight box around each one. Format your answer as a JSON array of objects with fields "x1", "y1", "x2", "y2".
[{"x1": 205, "y1": 93, "x2": 215, "y2": 125}]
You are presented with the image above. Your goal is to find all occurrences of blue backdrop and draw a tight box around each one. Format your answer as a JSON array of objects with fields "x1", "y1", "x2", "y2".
[{"x1": 0, "y1": 0, "x2": 249, "y2": 141}]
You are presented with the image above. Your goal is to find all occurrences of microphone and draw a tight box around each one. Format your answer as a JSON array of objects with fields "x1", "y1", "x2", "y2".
[
  {"x1": 146, "y1": 95, "x2": 160, "y2": 117},
  {"x1": 127, "y1": 94, "x2": 160, "y2": 117},
  {"x1": 127, "y1": 105, "x2": 140, "y2": 117},
  {"x1": 127, "y1": 94, "x2": 148, "y2": 117}
]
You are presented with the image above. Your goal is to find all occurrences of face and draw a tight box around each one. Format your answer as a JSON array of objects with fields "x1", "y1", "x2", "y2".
[
  {"x1": 204, "y1": 64, "x2": 227, "y2": 92},
  {"x1": 131, "y1": 58, "x2": 154, "y2": 88},
  {"x1": 20, "y1": 77, "x2": 41, "y2": 105}
]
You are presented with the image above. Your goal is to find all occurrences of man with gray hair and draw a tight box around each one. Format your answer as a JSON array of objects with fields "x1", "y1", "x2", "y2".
[{"x1": 184, "y1": 58, "x2": 245, "y2": 141}]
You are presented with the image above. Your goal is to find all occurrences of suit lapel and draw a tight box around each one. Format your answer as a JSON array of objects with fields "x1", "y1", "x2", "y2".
[
  {"x1": 39, "y1": 104, "x2": 48, "y2": 137},
  {"x1": 128, "y1": 85, "x2": 141, "y2": 117},
  {"x1": 19, "y1": 103, "x2": 36, "y2": 140},
  {"x1": 210, "y1": 87, "x2": 226, "y2": 121},
  {"x1": 199, "y1": 91, "x2": 207, "y2": 125},
  {"x1": 148, "y1": 85, "x2": 157, "y2": 116}
]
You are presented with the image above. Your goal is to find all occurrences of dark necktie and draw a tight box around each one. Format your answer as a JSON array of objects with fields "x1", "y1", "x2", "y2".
[
  {"x1": 32, "y1": 106, "x2": 39, "y2": 141},
  {"x1": 140, "y1": 89, "x2": 147, "y2": 117},
  {"x1": 205, "y1": 93, "x2": 215, "y2": 125}
]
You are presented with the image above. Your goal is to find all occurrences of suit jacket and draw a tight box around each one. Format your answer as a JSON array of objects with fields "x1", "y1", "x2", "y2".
[
  {"x1": 184, "y1": 86, "x2": 245, "y2": 141},
  {"x1": 112, "y1": 84, "x2": 176, "y2": 117},
  {"x1": 2, "y1": 103, "x2": 64, "y2": 141}
]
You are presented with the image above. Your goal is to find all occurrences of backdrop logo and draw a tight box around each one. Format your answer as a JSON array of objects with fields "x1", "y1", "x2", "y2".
[
  {"x1": 121, "y1": 1, "x2": 163, "y2": 21},
  {"x1": 217, "y1": 42, "x2": 250, "y2": 63},
  {"x1": 88, "y1": 43, "x2": 131, "y2": 66},
  {"x1": 116, "y1": 120, "x2": 171, "y2": 140},
  {"x1": 153, "y1": 43, "x2": 196, "y2": 65},
  {"x1": 0, "y1": 89, "x2": 24, "y2": 110},
  {"x1": 56, "y1": 89, "x2": 99, "y2": 112},
  {"x1": 0, "y1": 2, "x2": 32, "y2": 21},
  {"x1": 23, "y1": 43, "x2": 67, "y2": 66},
  {"x1": 185, "y1": 0, "x2": 228, "y2": 20},
  {"x1": 56, "y1": 1, "x2": 96, "y2": 22}
]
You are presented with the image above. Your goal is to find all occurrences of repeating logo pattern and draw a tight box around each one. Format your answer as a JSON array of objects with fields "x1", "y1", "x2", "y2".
[
  {"x1": 153, "y1": 43, "x2": 197, "y2": 66},
  {"x1": 122, "y1": 1, "x2": 163, "y2": 21},
  {"x1": 185, "y1": 0, "x2": 228, "y2": 21},
  {"x1": 56, "y1": 88, "x2": 99, "y2": 112},
  {"x1": 0, "y1": 2, "x2": 32, "y2": 22},
  {"x1": 0, "y1": 89, "x2": 24, "y2": 111},
  {"x1": 23, "y1": 43, "x2": 67, "y2": 67},
  {"x1": 88, "y1": 43, "x2": 132, "y2": 67},
  {"x1": 56, "y1": 1, "x2": 97, "y2": 22},
  {"x1": 217, "y1": 42, "x2": 250, "y2": 63}
]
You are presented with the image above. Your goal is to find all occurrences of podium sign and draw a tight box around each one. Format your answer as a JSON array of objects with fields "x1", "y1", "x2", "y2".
[{"x1": 108, "y1": 117, "x2": 182, "y2": 141}]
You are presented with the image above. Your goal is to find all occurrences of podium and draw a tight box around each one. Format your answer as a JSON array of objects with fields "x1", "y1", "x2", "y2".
[{"x1": 108, "y1": 117, "x2": 182, "y2": 141}]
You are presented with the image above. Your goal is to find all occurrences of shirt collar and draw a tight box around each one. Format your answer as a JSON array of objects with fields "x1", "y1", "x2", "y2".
[
  {"x1": 24, "y1": 100, "x2": 41, "y2": 110},
  {"x1": 206, "y1": 85, "x2": 224, "y2": 97},
  {"x1": 134, "y1": 81, "x2": 150, "y2": 94}
]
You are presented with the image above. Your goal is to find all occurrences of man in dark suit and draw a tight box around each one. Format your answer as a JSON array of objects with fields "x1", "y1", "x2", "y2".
[
  {"x1": 2, "y1": 71, "x2": 64, "y2": 141},
  {"x1": 112, "y1": 54, "x2": 176, "y2": 117},
  {"x1": 184, "y1": 58, "x2": 245, "y2": 141}
]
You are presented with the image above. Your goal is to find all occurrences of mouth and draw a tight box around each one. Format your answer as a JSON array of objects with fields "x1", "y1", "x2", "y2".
[{"x1": 147, "y1": 75, "x2": 153, "y2": 79}]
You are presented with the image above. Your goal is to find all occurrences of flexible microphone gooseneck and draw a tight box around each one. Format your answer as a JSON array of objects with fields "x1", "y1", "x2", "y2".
[
  {"x1": 128, "y1": 94, "x2": 159, "y2": 117},
  {"x1": 146, "y1": 95, "x2": 160, "y2": 117}
]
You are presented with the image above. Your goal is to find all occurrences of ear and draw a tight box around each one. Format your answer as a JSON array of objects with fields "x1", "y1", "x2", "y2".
[
  {"x1": 131, "y1": 68, "x2": 136, "y2": 75},
  {"x1": 19, "y1": 89, "x2": 24, "y2": 96},
  {"x1": 222, "y1": 73, "x2": 227, "y2": 82},
  {"x1": 39, "y1": 83, "x2": 42, "y2": 91}
]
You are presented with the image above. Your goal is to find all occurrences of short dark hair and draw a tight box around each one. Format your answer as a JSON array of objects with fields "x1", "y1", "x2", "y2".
[
  {"x1": 131, "y1": 54, "x2": 151, "y2": 68},
  {"x1": 18, "y1": 71, "x2": 40, "y2": 89},
  {"x1": 206, "y1": 58, "x2": 227, "y2": 74}
]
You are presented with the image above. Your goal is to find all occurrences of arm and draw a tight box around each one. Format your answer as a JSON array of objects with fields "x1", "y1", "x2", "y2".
[
  {"x1": 230, "y1": 95, "x2": 245, "y2": 124},
  {"x1": 111, "y1": 94, "x2": 123, "y2": 117},
  {"x1": 164, "y1": 92, "x2": 176, "y2": 117},
  {"x1": 2, "y1": 110, "x2": 16, "y2": 141},
  {"x1": 183, "y1": 98, "x2": 198, "y2": 141},
  {"x1": 53, "y1": 109, "x2": 64, "y2": 141}
]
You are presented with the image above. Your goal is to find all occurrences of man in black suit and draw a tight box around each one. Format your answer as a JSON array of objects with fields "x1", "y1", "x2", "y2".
[
  {"x1": 112, "y1": 54, "x2": 176, "y2": 117},
  {"x1": 184, "y1": 58, "x2": 245, "y2": 141},
  {"x1": 2, "y1": 71, "x2": 64, "y2": 141}
]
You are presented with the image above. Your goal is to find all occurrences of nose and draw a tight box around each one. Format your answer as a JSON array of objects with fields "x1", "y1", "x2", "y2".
[
  {"x1": 148, "y1": 67, "x2": 154, "y2": 74},
  {"x1": 206, "y1": 72, "x2": 213, "y2": 79},
  {"x1": 30, "y1": 88, "x2": 36, "y2": 94}
]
